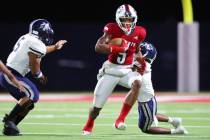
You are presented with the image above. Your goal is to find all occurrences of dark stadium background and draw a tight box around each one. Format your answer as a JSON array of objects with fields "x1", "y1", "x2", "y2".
[{"x1": 0, "y1": 0, "x2": 209, "y2": 92}]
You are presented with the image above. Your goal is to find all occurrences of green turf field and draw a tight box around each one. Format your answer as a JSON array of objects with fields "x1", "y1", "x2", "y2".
[{"x1": 0, "y1": 98, "x2": 210, "y2": 140}]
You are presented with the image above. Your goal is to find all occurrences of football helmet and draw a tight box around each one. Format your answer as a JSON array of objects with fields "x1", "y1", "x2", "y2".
[
  {"x1": 29, "y1": 19, "x2": 54, "y2": 45},
  {"x1": 116, "y1": 4, "x2": 137, "y2": 35},
  {"x1": 139, "y1": 42, "x2": 157, "y2": 64}
]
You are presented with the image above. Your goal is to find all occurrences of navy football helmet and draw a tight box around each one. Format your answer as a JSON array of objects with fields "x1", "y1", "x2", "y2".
[
  {"x1": 29, "y1": 19, "x2": 54, "y2": 45},
  {"x1": 139, "y1": 42, "x2": 157, "y2": 64}
]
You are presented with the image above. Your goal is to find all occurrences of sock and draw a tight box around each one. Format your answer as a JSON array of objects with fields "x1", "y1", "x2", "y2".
[
  {"x1": 7, "y1": 104, "x2": 24, "y2": 121},
  {"x1": 83, "y1": 116, "x2": 94, "y2": 132},
  {"x1": 116, "y1": 103, "x2": 132, "y2": 123},
  {"x1": 170, "y1": 128, "x2": 176, "y2": 134},
  {"x1": 14, "y1": 108, "x2": 30, "y2": 125},
  {"x1": 168, "y1": 117, "x2": 173, "y2": 123}
]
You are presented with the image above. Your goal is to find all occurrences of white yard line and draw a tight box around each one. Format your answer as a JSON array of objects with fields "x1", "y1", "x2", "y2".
[
  {"x1": 19, "y1": 122, "x2": 210, "y2": 129},
  {"x1": 0, "y1": 114, "x2": 210, "y2": 120},
  {"x1": 21, "y1": 132, "x2": 210, "y2": 139},
  {"x1": 1, "y1": 108, "x2": 210, "y2": 113}
]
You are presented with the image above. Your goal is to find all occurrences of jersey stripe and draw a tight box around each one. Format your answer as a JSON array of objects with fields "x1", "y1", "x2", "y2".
[
  {"x1": 29, "y1": 47, "x2": 44, "y2": 56},
  {"x1": 125, "y1": 4, "x2": 130, "y2": 13}
]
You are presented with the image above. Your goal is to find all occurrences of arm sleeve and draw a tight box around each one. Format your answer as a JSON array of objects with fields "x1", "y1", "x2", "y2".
[
  {"x1": 139, "y1": 27, "x2": 147, "y2": 42},
  {"x1": 103, "y1": 23, "x2": 115, "y2": 35},
  {"x1": 28, "y1": 40, "x2": 46, "y2": 58}
]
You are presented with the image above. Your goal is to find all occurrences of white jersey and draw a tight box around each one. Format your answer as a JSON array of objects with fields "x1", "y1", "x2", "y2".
[
  {"x1": 6, "y1": 33, "x2": 46, "y2": 76},
  {"x1": 138, "y1": 62, "x2": 155, "y2": 102}
]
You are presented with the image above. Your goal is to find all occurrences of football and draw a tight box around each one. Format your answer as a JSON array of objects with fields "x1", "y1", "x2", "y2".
[{"x1": 109, "y1": 38, "x2": 124, "y2": 46}]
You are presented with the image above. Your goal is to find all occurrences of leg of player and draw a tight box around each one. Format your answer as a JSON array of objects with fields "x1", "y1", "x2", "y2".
[
  {"x1": 82, "y1": 107, "x2": 101, "y2": 135},
  {"x1": 138, "y1": 98, "x2": 188, "y2": 135},
  {"x1": 0, "y1": 73, "x2": 39, "y2": 136},
  {"x1": 82, "y1": 74, "x2": 120, "y2": 135},
  {"x1": 2, "y1": 97, "x2": 34, "y2": 136},
  {"x1": 114, "y1": 80, "x2": 141, "y2": 130}
]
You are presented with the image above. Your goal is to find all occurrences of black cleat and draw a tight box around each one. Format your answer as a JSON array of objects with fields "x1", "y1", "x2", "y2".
[{"x1": 2, "y1": 114, "x2": 20, "y2": 136}]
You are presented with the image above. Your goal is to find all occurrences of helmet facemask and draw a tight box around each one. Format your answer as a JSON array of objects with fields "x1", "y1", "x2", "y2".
[
  {"x1": 119, "y1": 17, "x2": 136, "y2": 35},
  {"x1": 39, "y1": 28, "x2": 54, "y2": 46},
  {"x1": 116, "y1": 4, "x2": 137, "y2": 35}
]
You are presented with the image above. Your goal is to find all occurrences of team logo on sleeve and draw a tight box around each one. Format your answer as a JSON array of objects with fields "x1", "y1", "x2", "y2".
[{"x1": 104, "y1": 26, "x2": 109, "y2": 31}]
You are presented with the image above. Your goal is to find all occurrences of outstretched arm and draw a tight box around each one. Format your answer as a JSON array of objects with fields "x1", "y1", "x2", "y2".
[{"x1": 46, "y1": 40, "x2": 67, "y2": 54}]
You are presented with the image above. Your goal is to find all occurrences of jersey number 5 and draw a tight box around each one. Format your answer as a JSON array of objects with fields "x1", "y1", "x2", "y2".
[
  {"x1": 117, "y1": 53, "x2": 126, "y2": 64},
  {"x1": 116, "y1": 42, "x2": 134, "y2": 64},
  {"x1": 13, "y1": 37, "x2": 25, "y2": 52}
]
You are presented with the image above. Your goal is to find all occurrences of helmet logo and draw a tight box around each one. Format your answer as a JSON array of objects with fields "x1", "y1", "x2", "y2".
[
  {"x1": 29, "y1": 19, "x2": 54, "y2": 45},
  {"x1": 125, "y1": 11, "x2": 131, "y2": 17},
  {"x1": 40, "y1": 23, "x2": 50, "y2": 31}
]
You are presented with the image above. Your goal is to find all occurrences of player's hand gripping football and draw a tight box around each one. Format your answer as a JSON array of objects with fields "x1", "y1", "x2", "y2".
[
  {"x1": 54, "y1": 40, "x2": 67, "y2": 50},
  {"x1": 109, "y1": 38, "x2": 129, "y2": 53}
]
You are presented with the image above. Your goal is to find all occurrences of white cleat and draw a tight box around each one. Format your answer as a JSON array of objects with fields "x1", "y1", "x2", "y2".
[
  {"x1": 114, "y1": 122, "x2": 126, "y2": 130},
  {"x1": 175, "y1": 126, "x2": 188, "y2": 134},
  {"x1": 171, "y1": 117, "x2": 182, "y2": 128},
  {"x1": 82, "y1": 130, "x2": 91, "y2": 136}
]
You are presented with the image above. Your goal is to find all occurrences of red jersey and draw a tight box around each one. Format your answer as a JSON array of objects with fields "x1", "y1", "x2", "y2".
[{"x1": 103, "y1": 23, "x2": 146, "y2": 65}]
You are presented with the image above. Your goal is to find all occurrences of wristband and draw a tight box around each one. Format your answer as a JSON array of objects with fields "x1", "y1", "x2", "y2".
[
  {"x1": 34, "y1": 71, "x2": 43, "y2": 79},
  {"x1": 109, "y1": 45, "x2": 126, "y2": 53}
]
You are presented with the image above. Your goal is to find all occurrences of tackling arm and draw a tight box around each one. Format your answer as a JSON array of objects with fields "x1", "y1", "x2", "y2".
[
  {"x1": 46, "y1": 40, "x2": 67, "y2": 54},
  {"x1": 28, "y1": 52, "x2": 47, "y2": 85},
  {"x1": 135, "y1": 51, "x2": 146, "y2": 75},
  {"x1": 28, "y1": 52, "x2": 41, "y2": 75}
]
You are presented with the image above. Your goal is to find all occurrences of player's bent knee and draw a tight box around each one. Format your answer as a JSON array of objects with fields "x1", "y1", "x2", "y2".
[
  {"x1": 138, "y1": 126, "x2": 150, "y2": 134},
  {"x1": 138, "y1": 121, "x2": 152, "y2": 134}
]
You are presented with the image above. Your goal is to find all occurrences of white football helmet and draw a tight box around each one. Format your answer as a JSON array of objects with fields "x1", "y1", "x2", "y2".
[{"x1": 116, "y1": 4, "x2": 138, "y2": 35}]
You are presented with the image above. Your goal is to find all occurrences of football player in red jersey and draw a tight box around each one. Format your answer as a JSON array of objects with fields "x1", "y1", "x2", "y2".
[{"x1": 82, "y1": 4, "x2": 146, "y2": 135}]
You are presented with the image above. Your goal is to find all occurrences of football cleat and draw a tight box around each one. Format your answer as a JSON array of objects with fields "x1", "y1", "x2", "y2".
[
  {"x1": 114, "y1": 122, "x2": 126, "y2": 130},
  {"x1": 82, "y1": 130, "x2": 92, "y2": 136},
  {"x1": 2, "y1": 114, "x2": 20, "y2": 136},
  {"x1": 171, "y1": 117, "x2": 182, "y2": 128},
  {"x1": 174, "y1": 126, "x2": 188, "y2": 134}
]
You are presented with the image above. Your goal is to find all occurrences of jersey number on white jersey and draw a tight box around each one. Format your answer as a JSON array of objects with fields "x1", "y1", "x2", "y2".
[{"x1": 13, "y1": 37, "x2": 25, "y2": 52}]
